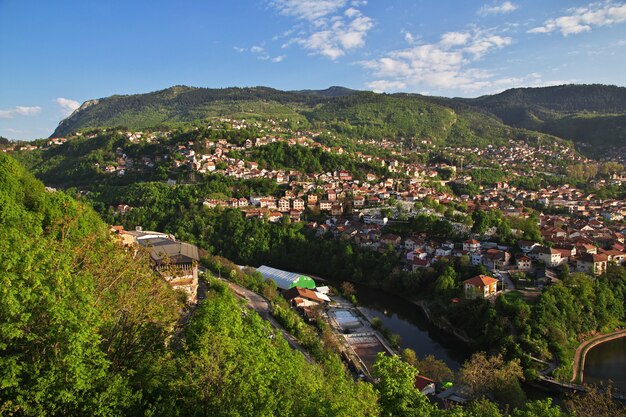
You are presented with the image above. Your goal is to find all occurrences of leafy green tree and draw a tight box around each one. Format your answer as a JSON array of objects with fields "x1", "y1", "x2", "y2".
[
  {"x1": 373, "y1": 353, "x2": 434, "y2": 417},
  {"x1": 459, "y1": 352, "x2": 525, "y2": 408}
]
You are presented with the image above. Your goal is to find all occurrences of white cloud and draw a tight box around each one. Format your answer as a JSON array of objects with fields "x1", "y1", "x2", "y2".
[
  {"x1": 250, "y1": 45, "x2": 265, "y2": 53},
  {"x1": 529, "y1": 1, "x2": 626, "y2": 36},
  {"x1": 233, "y1": 46, "x2": 247, "y2": 52},
  {"x1": 55, "y1": 98, "x2": 80, "y2": 116},
  {"x1": 478, "y1": 1, "x2": 518, "y2": 16},
  {"x1": 271, "y1": 55, "x2": 287, "y2": 62},
  {"x1": 0, "y1": 105, "x2": 42, "y2": 119},
  {"x1": 440, "y1": 31, "x2": 471, "y2": 47},
  {"x1": 294, "y1": 12, "x2": 373, "y2": 59},
  {"x1": 361, "y1": 27, "x2": 519, "y2": 94},
  {"x1": 271, "y1": 0, "x2": 373, "y2": 59},
  {"x1": 270, "y1": 0, "x2": 347, "y2": 21}
]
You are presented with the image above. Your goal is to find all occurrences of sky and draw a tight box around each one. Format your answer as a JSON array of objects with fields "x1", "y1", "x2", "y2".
[{"x1": 1, "y1": 0, "x2": 626, "y2": 140}]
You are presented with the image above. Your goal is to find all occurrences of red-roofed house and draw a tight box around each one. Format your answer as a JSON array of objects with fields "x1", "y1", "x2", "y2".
[
  {"x1": 463, "y1": 239, "x2": 481, "y2": 253},
  {"x1": 463, "y1": 275, "x2": 499, "y2": 300},
  {"x1": 415, "y1": 375, "x2": 436, "y2": 395},
  {"x1": 576, "y1": 253, "x2": 608, "y2": 276}
]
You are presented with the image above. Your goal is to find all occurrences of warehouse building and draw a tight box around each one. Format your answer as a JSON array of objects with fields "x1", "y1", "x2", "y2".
[{"x1": 256, "y1": 265, "x2": 316, "y2": 290}]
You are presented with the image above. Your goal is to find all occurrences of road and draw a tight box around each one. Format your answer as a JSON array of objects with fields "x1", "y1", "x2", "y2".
[
  {"x1": 500, "y1": 271, "x2": 515, "y2": 292},
  {"x1": 223, "y1": 280, "x2": 315, "y2": 364}
]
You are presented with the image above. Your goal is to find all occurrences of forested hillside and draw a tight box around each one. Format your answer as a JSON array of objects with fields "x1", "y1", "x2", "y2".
[
  {"x1": 47, "y1": 85, "x2": 547, "y2": 149},
  {"x1": 465, "y1": 84, "x2": 626, "y2": 147},
  {"x1": 0, "y1": 153, "x2": 380, "y2": 416},
  {"x1": 50, "y1": 84, "x2": 626, "y2": 150}
]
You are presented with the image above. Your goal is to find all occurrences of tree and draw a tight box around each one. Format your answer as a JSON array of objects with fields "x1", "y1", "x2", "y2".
[
  {"x1": 373, "y1": 353, "x2": 434, "y2": 417},
  {"x1": 414, "y1": 355, "x2": 454, "y2": 383},
  {"x1": 402, "y1": 348, "x2": 418, "y2": 367},
  {"x1": 435, "y1": 266, "x2": 457, "y2": 296},
  {"x1": 565, "y1": 384, "x2": 626, "y2": 417},
  {"x1": 341, "y1": 281, "x2": 356, "y2": 296},
  {"x1": 459, "y1": 352, "x2": 525, "y2": 408}
]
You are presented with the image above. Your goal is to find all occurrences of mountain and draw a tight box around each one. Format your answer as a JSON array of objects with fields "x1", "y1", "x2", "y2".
[
  {"x1": 51, "y1": 83, "x2": 626, "y2": 149},
  {"x1": 52, "y1": 86, "x2": 325, "y2": 137},
  {"x1": 51, "y1": 85, "x2": 540, "y2": 148},
  {"x1": 291, "y1": 86, "x2": 357, "y2": 97},
  {"x1": 462, "y1": 84, "x2": 626, "y2": 147}
]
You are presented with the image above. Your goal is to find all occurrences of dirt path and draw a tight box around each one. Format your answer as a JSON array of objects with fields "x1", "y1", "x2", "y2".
[{"x1": 225, "y1": 280, "x2": 316, "y2": 364}]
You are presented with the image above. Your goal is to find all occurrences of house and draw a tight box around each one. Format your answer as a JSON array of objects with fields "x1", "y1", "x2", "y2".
[
  {"x1": 518, "y1": 240, "x2": 538, "y2": 253},
  {"x1": 463, "y1": 239, "x2": 481, "y2": 253},
  {"x1": 530, "y1": 246, "x2": 562, "y2": 267},
  {"x1": 381, "y1": 233, "x2": 401, "y2": 246},
  {"x1": 414, "y1": 375, "x2": 436, "y2": 395},
  {"x1": 463, "y1": 275, "x2": 499, "y2": 300},
  {"x1": 412, "y1": 259, "x2": 430, "y2": 271},
  {"x1": 482, "y1": 249, "x2": 510, "y2": 271},
  {"x1": 339, "y1": 170, "x2": 352, "y2": 181},
  {"x1": 268, "y1": 211, "x2": 283, "y2": 222},
  {"x1": 331, "y1": 203, "x2": 343, "y2": 217},
  {"x1": 283, "y1": 286, "x2": 330, "y2": 307},
  {"x1": 353, "y1": 195, "x2": 365, "y2": 207},
  {"x1": 289, "y1": 209, "x2": 302, "y2": 222},
  {"x1": 576, "y1": 253, "x2": 608, "y2": 276},
  {"x1": 278, "y1": 198, "x2": 291, "y2": 212},
  {"x1": 293, "y1": 198, "x2": 305, "y2": 211},
  {"x1": 137, "y1": 235, "x2": 200, "y2": 304},
  {"x1": 406, "y1": 249, "x2": 427, "y2": 262},
  {"x1": 601, "y1": 249, "x2": 625, "y2": 264},
  {"x1": 516, "y1": 255, "x2": 532, "y2": 271},
  {"x1": 470, "y1": 252, "x2": 483, "y2": 266},
  {"x1": 319, "y1": 200, "x2": 332, "y2": 211},
  {"x1": 576, "y1": 243, "x2": 597, "y2": 255}
]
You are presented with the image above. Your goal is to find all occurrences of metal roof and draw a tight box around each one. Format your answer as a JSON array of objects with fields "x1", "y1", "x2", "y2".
[
  {"x1": 138, "y1": 237, "x2": 200, "y2": 265},
  {"x1": 257, "y1": 265, "x2": 315, "y2": 290}
]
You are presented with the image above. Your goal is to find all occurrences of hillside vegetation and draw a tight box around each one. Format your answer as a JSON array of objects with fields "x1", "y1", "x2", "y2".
[
  {"x1": 466, "y1": 84, "x2": 626, "y2": 147},
  {"x1": 0, "y1": 153, "x2": 381, "y2": 416},
  {"x1": 50, "y1": 86, "x2": 550, "y2": 149},
  {"x1": 50, "y1": 83, "x2": 626, "y2": 150}
]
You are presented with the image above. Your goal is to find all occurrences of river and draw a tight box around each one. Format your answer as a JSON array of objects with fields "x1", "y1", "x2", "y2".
[
  {"x1": 347, "y1": 282, "x2": 470, "y2": 371},
  {"x1": 583, "y1": 336, "x2": 626, "y2": 392}
]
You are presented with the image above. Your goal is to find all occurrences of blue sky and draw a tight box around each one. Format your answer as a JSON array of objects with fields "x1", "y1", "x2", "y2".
[{"x1": 1, "y1": 0, "x2": 626, "y2": 140}]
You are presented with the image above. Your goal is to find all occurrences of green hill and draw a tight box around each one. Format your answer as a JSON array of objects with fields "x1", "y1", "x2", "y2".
[
  {"x1": 51, "y1": 86, "x2": 539, "y2": 149},
  {"x1": 52, "y1": 86, "x2": 323, "y2": 137},
  {"x1": 463, "y1": 84, "x2": 626, "y2": 147},
  {"x1": 51, "y1": 83, "x2": 626, "y2": 149},
  {"x1": 0, "y1": 153, "x2": 381, "y2": 416}
]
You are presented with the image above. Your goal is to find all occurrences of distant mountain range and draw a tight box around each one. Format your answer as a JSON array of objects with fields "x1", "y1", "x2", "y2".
[{"x1": 52, "y1": 84, "x2": 626, "y2": 149}]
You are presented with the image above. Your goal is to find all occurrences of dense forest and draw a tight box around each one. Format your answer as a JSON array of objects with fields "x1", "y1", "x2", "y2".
[{"x1": 465, "y1": 84, "x2": 626, "y2": 147}]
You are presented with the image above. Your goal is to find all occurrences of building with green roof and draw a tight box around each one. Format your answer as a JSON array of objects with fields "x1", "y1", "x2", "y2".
[{"x1": 257, "y1": 265, "x2": 316, "y2": 290}]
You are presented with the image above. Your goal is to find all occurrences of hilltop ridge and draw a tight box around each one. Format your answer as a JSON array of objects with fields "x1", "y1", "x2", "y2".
[{"x1": 51, "y1": 84, "x2": 626, "y2": 150}]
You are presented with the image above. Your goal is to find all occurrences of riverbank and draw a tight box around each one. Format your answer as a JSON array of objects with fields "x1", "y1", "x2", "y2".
[
  {"x1": 572, "y1": 329, "x2": 626, "y2": 384},
  {"x1": 308, "y1": 274, "x2": 477, "y2": 350},
  {"x1": 413, "y1": 300, "x2": 477, "y2": 348}
]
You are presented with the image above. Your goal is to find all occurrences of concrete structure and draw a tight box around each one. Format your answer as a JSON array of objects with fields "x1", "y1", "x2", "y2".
[
  {"x1": 128, "y1": 231, "x2": 200, "y2": 304},
  {"x1": 332, "y1": 309, "x2": 362, "y2": 330}
]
